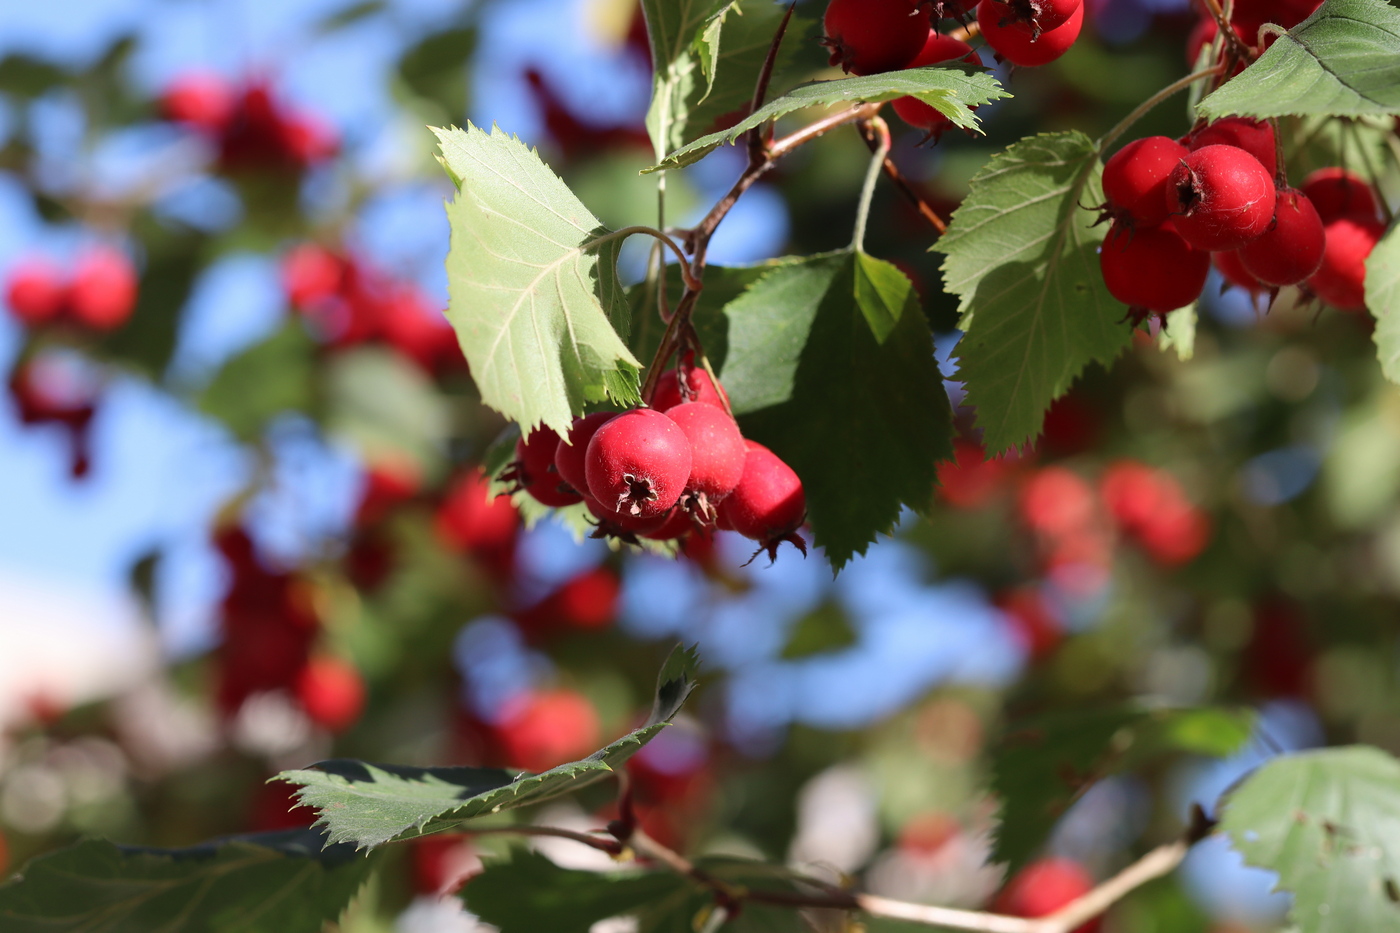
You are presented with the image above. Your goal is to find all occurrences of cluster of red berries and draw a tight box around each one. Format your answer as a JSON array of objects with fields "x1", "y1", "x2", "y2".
[
  {"x1": 281, "y1": 243, "x2": 464, "y2": 375},
  {"x1": 1186, "y1": 0, "x2": 1322, "y2": 67},
  {"x1": 161, "y1": 74, "x2": 336, "y2": 174},
  {"x1": 822, "y1": 0, "x2": 1087, "y2": 140},
  {"x1": 6, "y1": 354, "x2": 101, "y2": 479},
  {"x1": 214, "y1": 526, "x2": 366, "y2": 734},
  {"x1": 1098, "y1": 116, "x2": 1384, "y2": 321},
  {"x1": 504, "y1": 362, "x2": 807, "y2": 562},
  {"x1": 4, "y1": 246, "x2": 138, "y2": 333}
]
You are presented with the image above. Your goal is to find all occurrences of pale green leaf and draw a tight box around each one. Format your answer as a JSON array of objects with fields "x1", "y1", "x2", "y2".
[
  {"x1": 1158, "y1": 303, "x2": 1198, "y2": 361},
  {"x1": 721, "y1": 252, "x2": 952, "y2": 568},
  {"x1": 0, "y1": 829, "x2": 375, "y2": 933},
  {"x1": 1368, "y1": 223, "x2": 1400, "y2": 383},
  {"x1": 649, "y1": 67, "x2": 1007, "y2": 172},
  {"x1": 434, "y1": 124, "x2": 641, "y2": 438},
  {"x1": 936, "y1": 131, "x2": 1132, "y2": 454},
  {"x1": 1197, "y1": 0, "x2": 1400, "y2": 120},
  {"x1": 276, "y1": 646, "x2": 699, "y2": 848},
  {"x1": 1220, "y1": 746, "x2": 1400, "y2": 933}
]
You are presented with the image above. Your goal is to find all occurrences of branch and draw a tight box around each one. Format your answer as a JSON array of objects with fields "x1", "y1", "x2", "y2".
[
  {"x1": 858, "y1": 118, "x2": 948, "y2": 234},
  {"x1": 746, "y1": 3, "x2": 797, "y2": 165},
  {"x1": 1096, "y1": 66, "x2": 1225, "y2": 153},
  {"x1": 466, "y1": 825, "x2": 625, "y2": 856}
]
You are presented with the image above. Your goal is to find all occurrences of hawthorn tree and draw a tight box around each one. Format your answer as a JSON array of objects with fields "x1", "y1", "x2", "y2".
[{"x1": 1, "y1": 0, "x2": 1399, "y2": 931}]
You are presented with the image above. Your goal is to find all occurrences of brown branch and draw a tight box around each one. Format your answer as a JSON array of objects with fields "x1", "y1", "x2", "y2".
[
  {"x1": 467, "y1": 825, "x2": 625, "y2": 855},
  {"x1": 857, "y1": 117, "x2": 948, "y2": 234},
  {"x1": 746, "y1": 3, "x2": 797, "y2": 165},
  {"x1": 1199, "y1": 0, "x2": 1253, "y2": 70}
]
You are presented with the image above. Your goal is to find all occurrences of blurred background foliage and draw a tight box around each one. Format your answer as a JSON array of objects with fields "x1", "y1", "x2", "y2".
[{"x1": 0, "y1": 0, "x2": 1395, "y2": 930}]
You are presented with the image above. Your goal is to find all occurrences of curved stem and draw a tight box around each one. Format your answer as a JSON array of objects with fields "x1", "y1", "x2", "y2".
[
  {"x1": 852, "y1": 116, "x2": 892, "y2": 253},
  {"x1": 589, "y1": 225, "x2": 700, "y2": 291},
  {"x1": 465, "y1": 825, "x2": 625, "y2": 855},
  {"x1": 1096, "y1": 66, "x2": 1225, "y2": 154}
]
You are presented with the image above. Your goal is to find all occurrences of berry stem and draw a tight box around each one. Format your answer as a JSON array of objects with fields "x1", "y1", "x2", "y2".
[
  {"x1": 1096, "y1": 66, "x2": 1224, "y2": 155},
  {"x1": 858, "y1": 118, "x2": 947, "y2": 234},
  {"x1": 1199, "y1": 0, "x2": 1252, "y2": 67},
  {"x1": 588, "y1": 226, "x2": 700, "y2": 291},
  {"x1": 852, "y1": 115, "x2": 893, "y2": 253},
  {"x1": 1350, "y1": 120, "x2": 1395, "y2": 226}
]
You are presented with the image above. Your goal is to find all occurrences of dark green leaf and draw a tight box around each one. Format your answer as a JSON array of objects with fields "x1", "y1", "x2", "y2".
[
  {"x1": 649, "y1": 67, "x2": 1007, "y2": 172},
  {"x1": 1198, "y1": 0, "x2": 1400, "y2": 120},
  {"x1": 1220, "y1": 746, "x2": 1400, "y2": 933},
  {"x1": 398, "y1": 27, "x2": 475, "y2": 118},
  {"x1": 993, "y1": 706, "x2": 1253, "y2": 872},
  {"x1": 642, "y1": 0, "x2": 731, "y2": 156},
  {"x1": 0, "y1": 828, "x2": 375, "y2": 933},
  {"x1": 781, "y1": 603, "x2": 858, "y2": 659},
  {"x1": 1368, "y1": 222, "x2": 1400, "y2": 383},
  {"x1": 722, "y1": 252, "x2": 952, "y2": 568},
  {"x1": 435, "y1": 124, "x2": 642, "y2": 438},
  {"x1": 0, "y1": 55, "x2": 66, "y2": 98},
  {"x1": 99, "y1": 246, "x2": 200, "y2": 378},
  {"x1": 936, "y1": 131, "x2": 1131, "y2": 454},
  {"x1": 276, "y1": 645, "x2": 699, "y2": 848},
  {"x1": 196, "y1": 323, "x2": 316, "y2": 441}
]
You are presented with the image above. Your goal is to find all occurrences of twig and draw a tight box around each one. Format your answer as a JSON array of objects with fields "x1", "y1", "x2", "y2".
[
  {"x1": 852, "y1": 115, "x2": 893, "y2": 252},
  {"x1": 467, "y1": 825, "x2": 625, "y2": 855},
  {"x1": 746, "y1": 3, "x2": 797, "y2": 165},
  {"x1": 588, "y1": 225, "x2": 701, "y2": 291},
  {"x1": 1096, "y1": 66, "x2": 1225, "y2": 154},
  {"x1": 1199, "y1": 0, "x2": 1252, "y2": 66},
  {"x1": 858, "y1": 118, "x2": 948, "y2": 234}
]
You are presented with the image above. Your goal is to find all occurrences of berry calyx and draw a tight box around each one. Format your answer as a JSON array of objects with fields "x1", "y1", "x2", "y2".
[
  {"x1": 585, "y1": 408, "x2": 693, "y2": 519},
  {"x1": 977, "y1": 0, "x2": 1083, "y2": 68},
  {"x1": 4, "y1": 257, "x2": 67, "y2": 327},
  {"x1": 1187, "y1": 116, "x2": 1278, "y2": 178},
  {"x1": 1301, "y1": 167, "x2": 1379, "y2": 223},
  {"x1": 68, "y1": 247, "x2": 138, "y2": 331},
  {"x1": 584, "y1": 495, "x2": 669, "y2": 542},
  {"x1": 1099, "y1": 221, "x2": 1210, "y2": 321},
  {"x1": 652, "y1": 362, "x2": 730, "y2": 412},
  {"x1": 720, "y1": 440, "x2": 808, "y2": 563},
  {"x1": 1308, "y1": 214, "x2": 1385, "y2": 312},
  {"x1": 554, "y1": 412, "x2": 617, "y2": 496},
  {"x1": 664, "y1": 402, "x2": 747, "y2": 522},
  {"x1": 1165, "y1": 144, "x2": 1276, "y2": 251},
  {"x1": 1239, "y1": 187, "x2": 1326, "y2": 287},
  {"x1": 1100, "y1": 136, "x2": 1189, "y2": 229},
  {"x1": 891, "y1": 32, "x2": 983, "y2": 140},
  {"x1": 822, "y1": 0, "x2": 927, "y2": 76},
  {"x1": 981, "y1": 0, "x2": 1082, "y2": 38},
  {"x1": 504, "y1": 428, "x2": 582, "y2": 507}
]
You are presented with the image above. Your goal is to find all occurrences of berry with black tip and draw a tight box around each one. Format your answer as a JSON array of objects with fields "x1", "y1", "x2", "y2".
[
  {"x1": 720, "y1": 441, "x2": 808, "y2": 563},
  {"x1": 977, "y1": 0, "x2": 1083, "y2": 67},
  {"x1": 664, "y1": 402, "x2": 747, "y2": 522},
  {"x1": 980, "y1": 0, "x2": 1081, "y2": 38},
  {"x1": 1165, "y1": 144, "x2": 1276, "y2": 251},
  {"x1": 585, "y1": 408, "x2": 693, "y2": 519},
  {"x1": 1101, "y1": 136, "x2": 1188, "y2": 229},
  {"x1": 822, "y1": 0, "x2": 927, "y2": 76}
]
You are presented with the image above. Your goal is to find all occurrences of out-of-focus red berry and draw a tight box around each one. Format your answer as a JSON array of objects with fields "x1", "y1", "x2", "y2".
[
  {"x1": 67, "y1": 247, "x2": 138, "y2": 331},
  {"x1": 249, "y1": 778, "x2": 317, "y2": 832},
  {"x1": 994, "y1": 858, "x2": 1099, "y2": 933},
  {"x1": 495, "y1": 688, "x2": 601, "y2": 773},
  {"x1": 518, "y1": 567, "x2": 621, "y2": 637},
  {"x1": 1019, "y1": 467, "x2": 1096, "y2": 537},
  {"x1": 898, "y1": 812, "x2": 960, "y2": 857},
  {"x1": 997, "y1": 587, "x2": 1063, "y2": 659},
  {"x1": 937, "y1": 439, "x2": 1016, "y2": 508},
  {"x1": 161, "y1": 72, "x2": 235, "y2": 133},
  {"x1": 5, "y1": 257, "x2": 67, "y2": 327},
  {"x1": 1100, "y1": 461, "x2": 1210, "y2": 566},
  {"x1": 279, "y1": 113, "x2": 338, "y2": 166},
  {"x1": 296, "y1": 657, "x2": 367, "y2": 733},
  {"x1": 1245, "y1": 596, "x2": 1314, "y2": 698},
  {"x1": 435, "y1": 469, "x2": 519, "y2": 555},
  {"x1": 411, "y1": 835, "x2": 480, "y2": 896},
  {"x1": 283, "y1": 244, "x2": 345, "y2": 309},
  {"x1": 355, "y1": 459, "x2": 421, "y2": 527}
]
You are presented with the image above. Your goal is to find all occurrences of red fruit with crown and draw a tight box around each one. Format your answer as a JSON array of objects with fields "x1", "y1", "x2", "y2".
[
  {"x1": 1101, "y1": 136, "x2": 1189, "y2": 229},
  {"x1": 664, "y1": 402, "x2": 746, "y2": 521},
  {"x1": 822, "y1": 0, "x2": 927, "y2": 76},
  {"x1": 981, "y1": 0, "x2": 1082, "y2": 37},
  {"x1": 719, "y1": 441, "x2": 807, "y2": 561},
  {"x1": 977, "y1": 0, "x2": 1083, "y2": 67},
  {"x1": 507, "y1": 428, "x2": 582, "y2": 508},
  {"x1": 585, "y1": 409, "x2": 693, "y2": 519},
  {"x1": 1239, "y1": 187, "x2": 1326, "y2": 287},
  {"x1": 1165, "y1": 145, "x2": 1276, "y2": 251}
]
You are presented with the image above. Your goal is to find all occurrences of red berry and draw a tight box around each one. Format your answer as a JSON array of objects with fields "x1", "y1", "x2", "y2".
[
  {"x1": 977, "y1": 0, "x2": 1083, "y2": 67},
  {"x1": 1165, "y1": 144, "x2": 1276, "y2": 251},
  {"x1": 664, "y1": 402, "x2": 746, "y2": 518},
  {"x1": 719, "y1": 440, "x2": 807, "y2": 561},
  {"x1": 1187, "y1": 117, "x2": 1277, "y2": 178},
  {"x1": 1308, "y1": 214, "x2": 1385, "y2": 312},
  {"x1": 652, "y1": 364, "x2": 730, "y2": 412},
  {"x1": 161, "y1": 72, "x2": 234, "y2": 133},
  {"x1": 68, "y1": 247, "x2": 137, "y2": 331},
  {"x1": 994, "y1": 858, "x2": 1099, "y2": 933},
  {"x1": 1101, "y1": 136, "x2": 1189, "y2": 229},
  {"x1": 435, "y1": 469, "x2": 518, "y2": 554},
  {"x1": 283, "y1": 243, "x2": 345, "y2": 308},
  {"x1": 980, "y1": 0, "x2": 1082, "y2": 37},
  {"x1": 1301, "y1": 167, "x2": 1379, "y2": 223},
  {"x1": 1239, "y1": 187, "x2": 1326, "y2": 287},
  {"x1": 891, "y1": 32, "x2": 984, "y2": 137},
  {"x1": 641, "y1": 506, "x2": 697, "y2": 541},
  {"x1": 1018, "y1": 467, "x2": 1095, "y2": 537},
  {"x1": 548, "y1": 567, "x2": 620, "y2": 630},
  {"x1": 1231, "y1": 0, "x2": 1321, "y2": 36},
  {"x1": 585, "y1": 409, "x2": 693, "y2": 519},
  {"x1": 509, "y1": 428, "x2": 582, "y2": 508},
  {"x1": 1213, "y1": 248, "x2": 1267, "y2": 296},
  {"x1": 822, "y1": 0, "x2": 927, "y2": 76},
  {"x1": 584, "y1": 495, "x2": 669, "y2": 537},
  {"x1": 5, "y1": 257, "x2": 67, "y2": 327},
  {"x1": 355, "y1": 459, "x2": 421, "y2": 527},
  {"x1": 296, "y1": 657, "x2": 367, "y2": 733},
  {"x1": 554, "y1": 412, "x2": 617, "y2": 495},
  {"x1": 496, "y1": 689, "x2": 601, "y2": 773},
  {"x1": 1099, "y1": 221, "x2": 1210, "y2": 315}
]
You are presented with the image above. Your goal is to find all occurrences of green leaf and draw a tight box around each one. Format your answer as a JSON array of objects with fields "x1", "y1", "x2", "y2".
[
  {"x1": 463, "y1": 849, "x2": 819, "y2": 933},
  {"x1": 1220, "y1": 746, "x2": 1400, "y2": 933},
  {"x1": 1197, "y1": 0, "x2": 1400, "y2": 120},
  {"x1": 1368, "y1": 222, "x2": 1400, "y2": 383},
  {"x1": 435, "y1": 124, "x2": 642, "y2": 438},
  {"x1": 276, "y1": 645, "x2": 700, "y2": 848},
  {"x1": 721, "y1": 252, "x2": 952, "y2": 569},
  {"x1": 780, "y1": 603, "x2": 858, "y2": 659},
  {"x1": 992, "y1": 706, "x2": 1254, "y2": 872},
  {"x1": 1158, "y1": 303, "x2": 1197, "y2": 361},
  {"x1": 0, "y1": 54, "x2": 67, "y2": 98},
  {"x1": 196, "y1": 323, "x2": 316, "y2": 441},
  {"x1": 323, "y1": 347, "x2": 452, "y2": 473},
  {"x1": 648, "y1": 67, "x2": 1007, "y2": 172},
  {"x1": 0, "y1": 829, "x2": 375, "y2": 933},
  {"x1": 397, "y1": 27, "x2": 476, "y2": 118},
  {"x1": 936, "y1": 131, "x2": 1131, "y2": 454}
]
